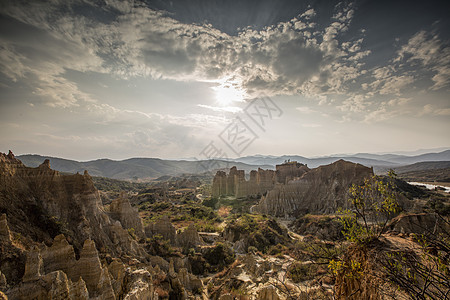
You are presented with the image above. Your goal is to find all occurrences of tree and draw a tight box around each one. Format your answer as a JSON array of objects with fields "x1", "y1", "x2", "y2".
[{"x1": 338, "y1": 170, "x2": 399, "y2": 244}]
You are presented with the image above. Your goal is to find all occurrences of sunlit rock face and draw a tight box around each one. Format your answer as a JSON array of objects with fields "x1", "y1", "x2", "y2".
[
  {"x1": 252, "y1": 160, "x2": 373, "y2": 218},
  {"x1": 275, "y1": 161, "x2": 310, "y2": 184},
  {"x1": 8, "y1": 234, "x2": 159, "y2": 299},
  {"x1": 212, "y1": 162, "x2": 309, "y2": 198}
]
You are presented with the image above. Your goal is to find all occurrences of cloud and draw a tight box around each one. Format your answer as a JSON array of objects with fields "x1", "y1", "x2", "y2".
[
  {"x1": 301, "y1": 123, "x2": 321, "y2": 128},
  {"x1": 0, "y1": 1, "x2": 371, "y2": 101},
  {"x1": 197, "y1": 104, "x2": 242, "y2": 113},
  {"x1": 296, "y1": 106, "x2": 316, "y2": 114},
  {"x1": 0, "y1": 0, "x2": 448, "y2": 125},
  {"x1": 394, "y1": 31, "x2": 450, "y2": 90}
]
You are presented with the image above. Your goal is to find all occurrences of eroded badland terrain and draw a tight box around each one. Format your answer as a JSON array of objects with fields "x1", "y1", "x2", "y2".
[{"x1": 0, "y1": 151, "x2": 449, "y2": 299}]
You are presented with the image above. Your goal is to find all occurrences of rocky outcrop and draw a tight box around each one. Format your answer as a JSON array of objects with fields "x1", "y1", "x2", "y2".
[
  {"x1": 8, "y1": 270, "x2": 89, "y2": 300},
  {"x1": 222, "y1": 216, "x2": 291, "y2": 254},
  {"x1": 387, "y1": 213, "x2": 450, "y2": 235},
  {"x1": 0, "y1": 151, "x2": 146, "y2": 258},
  {"x1": 8, "y1": 243, "x2": 90, "y2": 300},
  {"x1": 258, "y1": 285, "x2": 280, "y2": 300},
  {"x1": 145, "y1": 216, "x2": 204, "y2": 249},
  {"x1": 22, "y1": 246, "x2": 43, "y2": 283},
  {"x1": 145, "y1": 215, "x2": 177, "y2": 244},
  {"x1": 21, "y1": 235, "x2": 116, "y2": 299},
  {"x1": 212, "y1": 162, "x2": 309, "y2": 198},
  {"x1": 252, "y1": 160, "x2": 373, "y2": 217},
  {"x1": 7, "y1": 234, "x2": 158, "y2": 299},
  {"x1": 0, "y1": 214, "x2": 12, "y2": 244},
  {"x1": 177, "y1": 268, "x2": 203, "y2": 292},
  {"x1": 177, "y1": 223, "x2": 204, "y2": 249},
  {"x1": 109, "y1": 193, "x2": 145, "y2": 239},
  {"x1": 291, "y1": 215, "x2": 344, "y2": 241},
  {"x1": 122, "y1": 269, "x2": 156, "y2": 300},
  {"x1": 212, "y1": 166, "x2": 277, "y2": 198},
  {"x1": 275, "y1": 161, "x2": 309, "y2": 184},
  {"x1": 77, "y1": 239, "x2": 115, "y2": 299}
]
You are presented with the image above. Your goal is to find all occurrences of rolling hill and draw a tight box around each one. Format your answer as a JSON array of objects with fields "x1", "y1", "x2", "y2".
[
  {"x1": 16, "y1": 149, "x2": 450, "y2": 181},
  {"x1": 17, "y1": 155, "x2": 273, "y2": 181}
]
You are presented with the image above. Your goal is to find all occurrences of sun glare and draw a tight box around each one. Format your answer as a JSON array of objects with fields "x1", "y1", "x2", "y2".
[{"x1": 212, "y1": 81, "x2": 245, "y2": 106}]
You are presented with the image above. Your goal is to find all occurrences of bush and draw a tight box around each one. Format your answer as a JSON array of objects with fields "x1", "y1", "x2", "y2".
[
  {"x1": 203, "y1": 242, "x2": 235, "y2": 272},
  {"x1": 338, "y1": 171, "x2": 399, "y2": 244},
  {"x1": 145, "y1": 235, "x2": 174, "y2": 257},
  {"x1": 288, "y1": 262, "x2": 318, "y2": 283}
]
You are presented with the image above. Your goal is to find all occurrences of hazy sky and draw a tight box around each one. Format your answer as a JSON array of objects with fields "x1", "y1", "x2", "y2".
[{"x1": 0, "y1": 0, "x2": 449, "y2": 160}]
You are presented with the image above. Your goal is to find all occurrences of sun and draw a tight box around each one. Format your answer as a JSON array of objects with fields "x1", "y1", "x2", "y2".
[{"x1": 212, "y1": 81, "x2": 245, "y2": 106}]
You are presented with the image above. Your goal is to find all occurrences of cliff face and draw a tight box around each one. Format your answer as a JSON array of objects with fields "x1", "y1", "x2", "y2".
[
  {"x1": 251, "y1": 160, "x2": 373, "y2": 217},
  {"x1": 0, "y1": 151, "x2": 144, "y2": 258},
  {"x1": 275, "y1": 161, "x2": 309, "y2": 184},
  {"x1": 145, "y1": 216, "x2": 204, "y2": 249},
  {"x1": 212, "y1": 162, "x2": 309, "y2": 198},
  {"x1": 109, "y1": 193, "x2": 145, "y2": 239}
]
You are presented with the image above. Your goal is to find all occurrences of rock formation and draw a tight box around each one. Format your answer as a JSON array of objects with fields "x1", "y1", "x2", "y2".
[
  {"x1": 258, "y1": 285, "x2": 280, "y2": 300},
  {"x1": 109, "y1": 192, "x2": 145, "y2": 239},
  {"x1": 0, "y1": 214, "x2": 12, "y2": 244},
  {"x1": 252, "y1": 160, "x2": 373, "y2": 217},
  {"x1": 145, "y1": 217, "x2": 204, "y2": 249},
  {"x1": 0, "y1": 152, "x2": 207, "y2": 299},
  {"x1": 145, "y1": 215, "x2": 177, "y2": 243},
  {"x1": 212, "y1": 162, "x2": 309, "y2": 198},
  {"x1": 275, "y1": 161, "x2": 309, "y2": 184},
  {"x1": 291, "y1": 215, "x2": 344, "y2": 241},
  {"x1": 0, "y1": 151, "x2": 145, "y2": 258},
  {"x1": 177, "y1": 223, "x2": 204, "y2": 249},
  {"x1": 387, "y1": 213, "x2": 449, "y2": 235},
  {"x1": 8, "y1": 242, "x2": 91, "y2": 300}
]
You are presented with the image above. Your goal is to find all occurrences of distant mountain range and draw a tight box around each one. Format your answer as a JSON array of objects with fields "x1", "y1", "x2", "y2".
[
  {"x1": 16, "y1": 149, "x2": 450, "y2": 181},
  {"x1": 231, "y1": 150, "x2": 450, "y2": 169},
  {"x1": 17, "y1": 155, "x2": 273, "y2": 181}
]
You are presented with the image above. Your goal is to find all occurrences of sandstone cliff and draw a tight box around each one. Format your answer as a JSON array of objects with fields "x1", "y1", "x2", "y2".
[
  {"x1": 7, "y1": 234, "x2": 161, "y2": 299},
  {"x1": 109, "y1": 192, "x2": 145, "y2": 239},
  {"x1": 0, "y1": 151, "x2": 145, "y2": 258},
  {"x1": 251, "y1": 160, "x2": 373, "y2": 217},
  {"x1": 212, "y1": 162, "x2": 309, "y2": 198},
  {"x1": 145, "y1": 216, "x2": 204, "y2": 249}
]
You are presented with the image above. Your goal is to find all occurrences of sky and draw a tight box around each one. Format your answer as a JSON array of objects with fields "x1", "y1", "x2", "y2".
[{"x1": 0, "y1": 0, "x2": 449, "y2": 161}]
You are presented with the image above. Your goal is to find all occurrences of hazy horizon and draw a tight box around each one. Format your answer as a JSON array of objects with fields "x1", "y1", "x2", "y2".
[
  {"x1": 4, "y1": 146, "x2": 449, "y2": 162},
  {"x1": 1, "y1": 0, "x2": 449, "y2": 161}
]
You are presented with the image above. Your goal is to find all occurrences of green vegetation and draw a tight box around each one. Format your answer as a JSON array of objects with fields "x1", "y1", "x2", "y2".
[
  {"x1": 226, "y1": 214, "x2": 291, "y2": 253},
  {"x1": 92, "y1": 176, "x2": 149, "y2": 192},
  {"x1": 426, "y1": 195, "x2": 450, "y2": 215},
  {"x1": 288, "y1": 262, "x2": 318, "y2": 283},
  {"x1": 338, "y1": 171, "x2": 400, "y2": 244},
  {"x1": 330, "y1": 171, "x2": 450, "y2": 299},
  {"x1": 145, "y1": 235, "x2": 179, "y2": 257},
  {"x1": 203, "y1": 195, "x2": 260, "y2": 214},
  {"x1": 203, "y1": 242, "x2": 235, "y2": 272},
  {"x1": 139, "y1": 199, "x2": 223, "y2": 231},
  {"x1": 381, "y1": 232, "x2": 450, "y2": 300}
]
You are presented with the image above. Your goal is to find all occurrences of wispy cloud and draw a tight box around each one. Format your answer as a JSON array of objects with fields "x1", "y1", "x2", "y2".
[
  {"x1": 0, "y1": 0, "x2": 448, "y2": 135},
  {"x1": 197, "y1": 104, "x2": 242, "y2": 113}
]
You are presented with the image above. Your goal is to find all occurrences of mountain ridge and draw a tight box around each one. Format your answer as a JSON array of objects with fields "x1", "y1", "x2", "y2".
[{"x1": 16, "y1": 150, "x2": 450, "y2": 181}]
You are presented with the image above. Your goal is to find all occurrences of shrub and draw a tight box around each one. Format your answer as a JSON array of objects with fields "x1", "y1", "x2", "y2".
[
  {"x1": 203, "y1": 242, "x2": 235, "y2": 272},
  {"x1": 338, "y1": 170, "x2": 400, "y2": 244},
  {"x1": 288, "y1": 262, "x2": 318, "y2": 283}
]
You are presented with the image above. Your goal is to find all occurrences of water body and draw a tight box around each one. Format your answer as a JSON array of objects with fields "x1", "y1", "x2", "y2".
[{"x1": 408, "y1": 182, "x2": 450, "y2": 193}]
